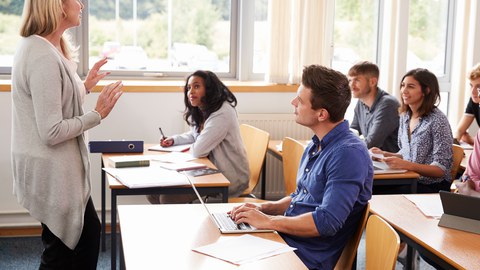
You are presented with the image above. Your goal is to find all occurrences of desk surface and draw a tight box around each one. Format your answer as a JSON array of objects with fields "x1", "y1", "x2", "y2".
[
  {"x1": 369, "y1": 194, "x2": 480, "y2": 270},
  {"x1": 268, "y1": 140, "x2": 420, "y2": 180},
  {"x1": 118, "y1": 204, "x2": 307, "y2": 270},
  {"x1": 102, "y1": 147, "x2": 230, "y2": 189}
]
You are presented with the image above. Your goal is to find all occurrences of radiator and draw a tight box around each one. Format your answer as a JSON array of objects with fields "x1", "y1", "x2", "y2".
[{"x1": 238, "y1": 114, "x2": 312, "y2": 199}]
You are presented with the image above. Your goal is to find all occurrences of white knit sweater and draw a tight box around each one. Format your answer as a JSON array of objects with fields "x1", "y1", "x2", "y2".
[{"x1": 11, "y1": 35, "x2": 101, "y2": 249}]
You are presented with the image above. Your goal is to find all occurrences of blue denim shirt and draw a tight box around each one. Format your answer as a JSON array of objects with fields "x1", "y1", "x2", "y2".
[{"x1": 281, "y1": 120, "x2": 373, "y2": 270}]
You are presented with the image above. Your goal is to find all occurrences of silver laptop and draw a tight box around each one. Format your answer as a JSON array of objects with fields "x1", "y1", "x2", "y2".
[
  {"x1": 372, "y1": 161, "x2": 407, "y2": 174},
  {"x1": 184, "y1": 174, "x2": 274, "y2": 234},
  {"x1": 438, "y1": 191, "x2": 480, "y2": 234}
]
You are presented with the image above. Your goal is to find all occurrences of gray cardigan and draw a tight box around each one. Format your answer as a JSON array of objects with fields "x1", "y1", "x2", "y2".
[
  {"x1": 172, "y1": 102, "x2": 250, "y2": 196},
  {"x1": 11, "y1": 35, "x2": 101, "y2": 249}
]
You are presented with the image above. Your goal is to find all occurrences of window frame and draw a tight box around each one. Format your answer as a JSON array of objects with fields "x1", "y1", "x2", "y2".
[{"x1": 73, "y1": 0, "x2": 259, "y2": 80}]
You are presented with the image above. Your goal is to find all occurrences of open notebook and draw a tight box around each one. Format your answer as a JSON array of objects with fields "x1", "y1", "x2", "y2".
[{"x1": 185, "y1": 174, "x2": 273, "y2": 234}]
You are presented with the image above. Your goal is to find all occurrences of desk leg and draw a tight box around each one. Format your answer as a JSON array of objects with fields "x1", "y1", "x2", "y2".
[
  {"x1": 111, "y1": 191, "x2": 117, "y2": 270},
  {"x1": 222, "y1": 187, "x2": 228, "y2": 203},
  {"x1": 119, "y1": 233, "x2": 124, "y2": 270},
  {"x1": 261, "y1": 161, "x2": 266, "y2": 199},
  {"x1": 405, "y1": 245, "x2": 415, "y2": 270},
  {"x1": 411, "y1": 180, "x2": 418, "y2": 194},
  {"x1": 101, "y1": 159, "x2": 106, "y2": 252}
]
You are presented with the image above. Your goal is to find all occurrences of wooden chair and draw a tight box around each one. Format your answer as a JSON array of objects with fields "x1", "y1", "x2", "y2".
[
  {"x1": 282, "y1": 137, "x2": 305, "y2": 195},
  {"x1": 451, "y1": 144, "x2": 464, "y2": 181},
  {"x1": 228, "y1": 124, "x2": 270, "y2": 203},
  {"x1": 334, "y1": 203, "x2": 370, "y2": 270},
  {"x1": 365, "y1": 215, "x2": 400, "y2": 270}
]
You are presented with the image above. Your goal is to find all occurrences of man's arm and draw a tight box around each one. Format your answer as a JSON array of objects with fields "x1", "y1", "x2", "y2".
[
  {"x1": 231, "y1": 201, "x2": 320, "y2": 237},
  {"x1": 454, "y1": 115, "x2": 474, "y2": 143}
]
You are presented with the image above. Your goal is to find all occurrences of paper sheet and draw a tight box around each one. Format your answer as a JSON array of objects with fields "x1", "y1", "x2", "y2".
[
  {"x1": 148, "y1": 144, "x2": 192, "y2": 152},
  {"x1": 150, "y1": 152, "x2": 196, "y2": 163},
  {"x1": 103, "y1": 166, "x2": 189, "y2": 188},
  {"x1": 403, "y1": 194, "x2": 443, "y2": 218},
  {"x1": 193, "y1": 234, "x2": 296, "y2": 265}
]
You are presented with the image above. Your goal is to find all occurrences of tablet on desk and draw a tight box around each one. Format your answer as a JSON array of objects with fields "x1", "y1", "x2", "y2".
[{"x1": 438, "y1": 191, "x2": 480, "y2": 234}]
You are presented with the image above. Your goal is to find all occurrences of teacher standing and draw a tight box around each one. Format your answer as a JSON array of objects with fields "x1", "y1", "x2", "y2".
[{"x1": 11, "y1": 0, "x2": 123, "y2": 269}]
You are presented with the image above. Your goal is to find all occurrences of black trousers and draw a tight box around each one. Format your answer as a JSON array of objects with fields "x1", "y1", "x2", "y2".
[{"x1": 39, "y1": 197, "x2": 100, "y2": 270}]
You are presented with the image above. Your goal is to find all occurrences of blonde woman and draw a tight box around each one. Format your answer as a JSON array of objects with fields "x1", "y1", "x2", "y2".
[{"x1": 11, "y1": 0, "x2": 122, "y2": 268}]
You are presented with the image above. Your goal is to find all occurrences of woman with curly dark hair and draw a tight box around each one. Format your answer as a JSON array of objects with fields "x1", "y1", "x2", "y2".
[{"x1": 147, "y1": 70, "x2": 250, "y2": 204}]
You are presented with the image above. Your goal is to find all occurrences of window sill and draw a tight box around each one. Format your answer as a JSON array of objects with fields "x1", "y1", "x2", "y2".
[{"x1": 0, "y1": 79, "x2": 298, "y2": 93}]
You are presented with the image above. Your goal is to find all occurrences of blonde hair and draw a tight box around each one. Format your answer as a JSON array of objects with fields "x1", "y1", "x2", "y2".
[
  {"x1": 20, "y1": 0, "x2": 77, "y2": 60},
  {"x1": 469, "y1": 63, "x2": 480, "y2": 81}
]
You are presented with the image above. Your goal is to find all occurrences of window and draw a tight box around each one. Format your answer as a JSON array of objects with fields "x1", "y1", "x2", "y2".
[
  {"x1": 0, "y1": 1, "x2": 23, "y2": 74},
  {"x1": 87, "y1": 0, "x2": 233, "y2": 78},
  {"x1": 332, "y1": 0, "x2": 380, "y2": 74},
  {"x1": 0, "y1": 0, "x2": 265, "y2": 80},
  {"x1": 407, "y1": 0, "x2": 454, "y2": 115},
  {"x1": 252, "y1": 0, "x2": 268, "y2": 75},
  {"x1": 407, "y1": 0, "x2": 452, "y2": 77}
]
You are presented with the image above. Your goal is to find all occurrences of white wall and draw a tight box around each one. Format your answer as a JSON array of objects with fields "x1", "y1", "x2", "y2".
[{"x1": 0, "y1": 91, "x2": 301, "y2": 227}]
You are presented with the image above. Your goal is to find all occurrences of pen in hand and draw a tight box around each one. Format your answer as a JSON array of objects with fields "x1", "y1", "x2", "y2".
[{"x1": 159, "y1": 127, "x2": 166, "y2": 139}]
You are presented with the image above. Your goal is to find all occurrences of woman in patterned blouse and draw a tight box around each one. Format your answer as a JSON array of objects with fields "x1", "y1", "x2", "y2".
[{"x1": 371, "y1": 68, "x2": 453, "y2": 193}]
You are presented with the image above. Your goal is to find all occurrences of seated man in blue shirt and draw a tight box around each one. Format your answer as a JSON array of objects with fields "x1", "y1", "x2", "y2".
[{"x1": 229, "y1": 65, "x2": 373, "y2": 270}]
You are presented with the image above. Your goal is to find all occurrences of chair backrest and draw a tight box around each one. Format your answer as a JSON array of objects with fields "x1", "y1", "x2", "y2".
[
  {"x1": 282, "y1": 137, "x2": 305, "y2": 195},
  {"x1": 334, "y1": 203, "x2": 370, "y2": 270},
  {"x1": 451, "y1": 144, "x2": 464, "y2": 181},
  {"x1": 366, "y1": 215, "x2": 400, "y2": 270},
  {"x1": 239, "y1": 124, "x2": 270, "y2": 196}
]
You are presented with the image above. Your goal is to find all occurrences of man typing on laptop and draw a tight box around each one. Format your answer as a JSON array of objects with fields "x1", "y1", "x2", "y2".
[{"x1": 229, "y1": 65, "x2": 373, "y2": 270}]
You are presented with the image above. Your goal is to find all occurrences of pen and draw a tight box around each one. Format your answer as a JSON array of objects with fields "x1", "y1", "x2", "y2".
[{"x1": 159, "y1": 127, "x2": 166, "y2": 139}]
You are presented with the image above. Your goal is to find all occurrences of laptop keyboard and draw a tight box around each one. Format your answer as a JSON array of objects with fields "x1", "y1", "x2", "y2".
[{"x1": 213, "y1": 213, "x2": 252, "y2": 231}]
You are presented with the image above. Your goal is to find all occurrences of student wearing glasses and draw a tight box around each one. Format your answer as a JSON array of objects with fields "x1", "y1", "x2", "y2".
[
  {"x1": 147, "y1": 70, "x2": 250, "y2": 204},
  {"x1": 371, "y1": 68, "x2": 453, "y2": 193},
  {"x1": 229, "y1": 65, "x2": 373, "y2": 269}
]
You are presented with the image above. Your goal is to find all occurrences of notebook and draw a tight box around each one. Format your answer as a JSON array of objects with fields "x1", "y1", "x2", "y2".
[
  {"x1": 372, "y1": 161, "x2": 407, "y2": 174},
  {"x1": 438, "y1": 191, "x2": 480, "y2": 234},
  {"x1": 184, "y1": 174, "x2": 274, "y2": 234}
]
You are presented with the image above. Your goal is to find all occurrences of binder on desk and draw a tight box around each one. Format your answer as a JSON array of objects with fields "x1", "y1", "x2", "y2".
[{"x1": 89, "y1": 140, "x2": 144, "y2": 153}]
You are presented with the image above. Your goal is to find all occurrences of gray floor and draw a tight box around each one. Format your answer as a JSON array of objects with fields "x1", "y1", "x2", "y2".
[{"x1": 0, "y1": 232, "x2": 437, "y2": 269}]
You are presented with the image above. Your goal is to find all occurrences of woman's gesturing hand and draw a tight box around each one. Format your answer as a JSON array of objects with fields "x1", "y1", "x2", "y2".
[{"x1": 94, "y1": 81, "x2": 123, "y2": 119}]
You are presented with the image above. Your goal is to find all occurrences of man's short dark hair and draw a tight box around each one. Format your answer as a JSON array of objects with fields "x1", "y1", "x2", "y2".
[
  {"x1": 302, "y1": 65, "x2": 351, "y2": 122},
  {"x1": 348, "y1": 61, "x2": 379, "y2": 79}
]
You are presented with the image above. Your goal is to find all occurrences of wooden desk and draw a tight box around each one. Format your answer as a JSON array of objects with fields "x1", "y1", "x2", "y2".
[
  {"x1": 101, "y1": 146, "x2": 230, "y2": 270},
  {"x1": 369, "y1": 194, "x2": 480, "y2": 270},
  {"x1": 118, "y1": 204, "x2": 307, "y2": 269},
  {"x1": 267, "y1": 140, "x2": 420, "y2": 194}
]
